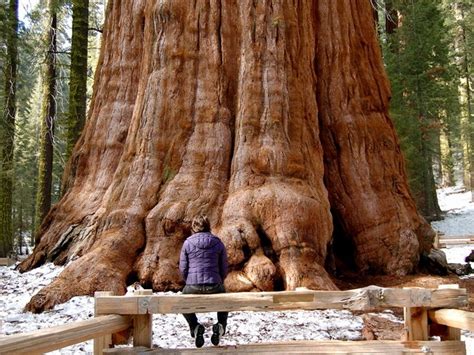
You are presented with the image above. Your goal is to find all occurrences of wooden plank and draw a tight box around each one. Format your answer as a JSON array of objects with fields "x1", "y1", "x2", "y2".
[
  {"x1": 95, "y1": 291, "x2": 115, "y2": 355},
  {"x1": 103, "y1": 347, "x2": 150, "y2": 353},
  {"x1": 96, "y1": 295, "x2": 140, "y2": 315},
  {"x1": 429, "y1": 308, "x2": 474, "y2": 332},
  {"x1": 0, "y1": 315, "x2": 131, "y2": 355},
  {"x1": 0, "y1": 257, "x2": 15, "y2": 266},
  {"x1": 101, "y1": 340, "x2": 466, "y2": 354},
  {"x1": 404, "y1": 307, "x2": 428, "y2": 341},
  {"x1": 96, "y1": 287, "x2": 467, "y2": 315},
  {"x1": 439, "y1": 235, "x2": 474, "y2": 241},
  {"x1": 439, "y1": 236, "x2": 474, "y2": 247},
  {"x1": 133, "y1": 290, "x2": 153, "y2": 348}
]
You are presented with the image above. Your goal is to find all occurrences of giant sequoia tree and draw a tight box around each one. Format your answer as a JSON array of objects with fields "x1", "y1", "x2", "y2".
[{"x1": 19, "y1": 0, "x2": 435, "y2": 313}]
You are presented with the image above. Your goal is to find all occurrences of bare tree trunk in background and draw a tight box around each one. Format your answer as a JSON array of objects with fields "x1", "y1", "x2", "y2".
[
  {"x1": 458, "y1": 5, "x2": 474, "y2": 201},
  {"x1": 385, "y1": 0, "x2": 399, "y2": 35},
  {"x1": 0, "y1": 0, "x2": 18, "y2": 257},
  {"x1": 63, "y1": 0, "x2": 89, "y2": 191},
  {"x1": 34, "y1": 0, "x2": 57, "y2": 243},
  {"x1": 19, "y1": 0, "x2": 434, "y2": 313}
]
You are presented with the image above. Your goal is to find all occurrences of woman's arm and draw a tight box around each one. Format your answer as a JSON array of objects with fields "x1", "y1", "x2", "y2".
[
  {"x1": 179, "y1": 242, "x2": 189, "y2": 281},
  {"x1": 219, "y1": 243, "x2": 228, "y2": 281}
]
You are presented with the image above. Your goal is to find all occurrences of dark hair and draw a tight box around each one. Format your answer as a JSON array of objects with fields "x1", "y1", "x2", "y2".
[{"x1": 191, "y1": 215, "x2": 210, "y2": 233}]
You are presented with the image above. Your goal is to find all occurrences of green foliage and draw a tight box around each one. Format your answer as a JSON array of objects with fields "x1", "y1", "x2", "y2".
[
  {"x1": 3, "y1": 0, "x2": 105, "y2": 248},
  {"x1": 383, "y1": 0, "x2": 459, "y2": 218}
]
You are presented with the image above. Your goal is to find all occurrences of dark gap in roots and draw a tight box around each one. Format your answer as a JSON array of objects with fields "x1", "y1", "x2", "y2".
[
  {"x1": 273, "y1": 262, "x2": 285, "y2": 291},
  {"x1": 329, "y1": 209, "x2": 357, "y2": 276},
  {"x1": 256, "y1": 225, "x2": 284, "y2": 291},
  {"x1": 242, "y1": 243, "x2": 251, "y2": 261},
  {"x1": 126, "y1": 270, "x2": 140, "y2": 287},
  {"x1": 256, "y1": 226, "x2": 277, "y2": 262}
]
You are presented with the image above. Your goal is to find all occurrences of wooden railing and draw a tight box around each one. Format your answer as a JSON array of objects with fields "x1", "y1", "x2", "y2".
[
  {"x1": 0, "y1": 285, "x2": 472, "y2": 354},
  {"x1": 434, "y1": 233, "x2": 474, "y2": 248},
  {"x1": 0, "y1": 314, "x2": 131, "y2": 354},
  {"x1": 0, "y1": 257, "x2": 15, "y2": 266}
]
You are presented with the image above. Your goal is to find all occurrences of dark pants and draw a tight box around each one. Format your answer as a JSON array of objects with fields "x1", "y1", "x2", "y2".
[{"x1": 182, "y1": 283, "x2": 228, "y2": 331}]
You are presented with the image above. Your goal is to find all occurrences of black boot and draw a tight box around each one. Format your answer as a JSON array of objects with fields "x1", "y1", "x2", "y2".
[
  {"x1": 211, "y1": 323, "x2": 225, "y2": 346},
  {"x1": 193, "y1": 324, "x2": 205, "y2": 348}
]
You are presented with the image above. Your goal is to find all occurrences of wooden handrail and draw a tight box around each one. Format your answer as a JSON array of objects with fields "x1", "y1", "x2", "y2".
[
  {"x1": 1, "y1": 287, "x2": 470, "y2": 355},
  {"x1": 429, "y1": 308, "x2": 474, "y2": 332},
  {"x1": 102, "y1": 340, "x2": 467, "y2": 354},
  {"x1": 0, "y1": 257, "x2": 15, "y2": 266},
  {"x1": 95, "y1": 286, "x2": 468, "y2": 315},
  {"x1": 0, "y1": 314, "x2": 131, "y2": 354}
]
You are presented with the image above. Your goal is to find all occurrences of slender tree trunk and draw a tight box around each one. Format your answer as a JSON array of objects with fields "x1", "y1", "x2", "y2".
[
  {"x1": 434, "y1": 129, "x2": 443, "y2": 186},
  {"x1": 34, "y1": 0, "x2": 57, "y2": 243},
  {"x1": 459, "y1": 6, "x2": 474, "y2": 200},
  {"x1": 0, "y1": 0, "x2": 18, "y2": 257},
  {"x1": 415, "y1": 73, "x2": 442, "y2": 219},
  {"x1": 419, "y1": 120, "x2": 441, "y2": 219},
  {"x1": 441, "y1": 126, "x2": 455, "y2": 187},
  {"x1": 19, "y1": 0, "x2": 435, "y2": 313},
  {"x1": 385, "y1": 0, "x2": 398, "y2": 35},
  {"x1": 18, "y1": 200, "x2": 23, "y2": 254},
  {"x1": 63, "y1": 0, "x2": 89, "y2": 193}
]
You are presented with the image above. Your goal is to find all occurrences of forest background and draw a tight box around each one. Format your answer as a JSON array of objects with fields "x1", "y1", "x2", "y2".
[{"x1": 0, "y1": 0, "x2": 472, "y2": 258}]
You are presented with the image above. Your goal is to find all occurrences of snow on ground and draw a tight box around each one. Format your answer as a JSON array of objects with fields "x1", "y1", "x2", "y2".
[
  {"x1": 1, "y1": 186, "x2": 473, "y2": 354},
  {"x1": 0, "y1": 264, "x2": 365, "y2": 353},
  {"x1": 432, "y1": 186, "x2": 474, "y2": 237}
]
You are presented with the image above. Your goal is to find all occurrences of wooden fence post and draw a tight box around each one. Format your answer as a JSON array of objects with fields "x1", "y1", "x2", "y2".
[
  {"x1": 94, "y1": 291, "x2": 115, "y2": 355},
  {"x1": 433, "y1": 232, "x2": 440, "y2": 249},
  {"x1": 429, "y1": 284, "x2": 461, "y2": 341},
  {"x1": 133, "y1": 289, "x2": 153, "y2": 348},
  {"x1": 403, "y1": 288, "x2": 428, "y2": 341},
  {"x1": 404, "y1": 307, "x2": 429, "y2": 340}
]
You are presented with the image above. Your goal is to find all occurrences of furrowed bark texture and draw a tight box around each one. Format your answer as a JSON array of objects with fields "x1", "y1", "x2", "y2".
[
  {"x1": 19, "y1": 0, "x2": 434, "y2": 312},
  {"x1": 314, "y1": 0, "x2": 434, "y2": 275}
]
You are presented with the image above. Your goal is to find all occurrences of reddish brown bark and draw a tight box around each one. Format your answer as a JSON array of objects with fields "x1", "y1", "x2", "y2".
[
  {"x1": 19, "y1": 0, "x2": 434, "y2": 313},
  {"x1": 314, "y1": 0, "x2": 433, "y2": 275}
]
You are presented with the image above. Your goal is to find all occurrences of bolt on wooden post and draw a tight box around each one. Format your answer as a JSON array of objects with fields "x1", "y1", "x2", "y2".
[{"x1": 133, "y1": 289, "x2": 153, "y2": 348}]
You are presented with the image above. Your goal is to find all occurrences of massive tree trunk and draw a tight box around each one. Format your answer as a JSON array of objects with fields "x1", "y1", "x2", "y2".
[
  {"x1": 314, "y1": 0, "x2": 433, "y2": 274},
  {"x1": 19, "y1": 0, "x2": 434, "y2": 313}
]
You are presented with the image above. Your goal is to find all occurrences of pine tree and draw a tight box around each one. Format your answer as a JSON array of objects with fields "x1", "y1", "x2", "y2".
[
  {"x1": 34, "y1": 0, "x2": 57, "y2": 241},
  {"x1": 64, "y1": 0, "x2": 88, "y2": 181},
  {"x1": 383, "y1": 0, "x2": 458, "y2": 219},
  {"x1": 454, "y1": 0, "x2": 474, "y2": 200},
  {"x1": 0, "y1": 0, "x2": 19, "y2": 257}
]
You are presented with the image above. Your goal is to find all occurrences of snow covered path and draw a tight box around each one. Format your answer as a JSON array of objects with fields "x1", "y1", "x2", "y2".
[
  {"x1": 1, "y1": 187, "x2": 474, "y2": 354},
  {"x1": 432, "y1": 186, "x2": 474, "y2": 238}
]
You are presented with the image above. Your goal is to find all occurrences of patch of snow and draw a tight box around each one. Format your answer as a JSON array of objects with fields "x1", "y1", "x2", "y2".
[
  {"x1": 0, "y1": 263, "x2": 94, "y2": 354},
  {"x1": 432, "y1": 187, "x2": 474, "y2": 236}
]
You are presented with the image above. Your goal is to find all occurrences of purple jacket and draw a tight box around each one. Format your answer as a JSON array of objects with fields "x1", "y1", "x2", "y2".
[{"x1": 179, "y1": 232, "x2": 228, "y2": 285}]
